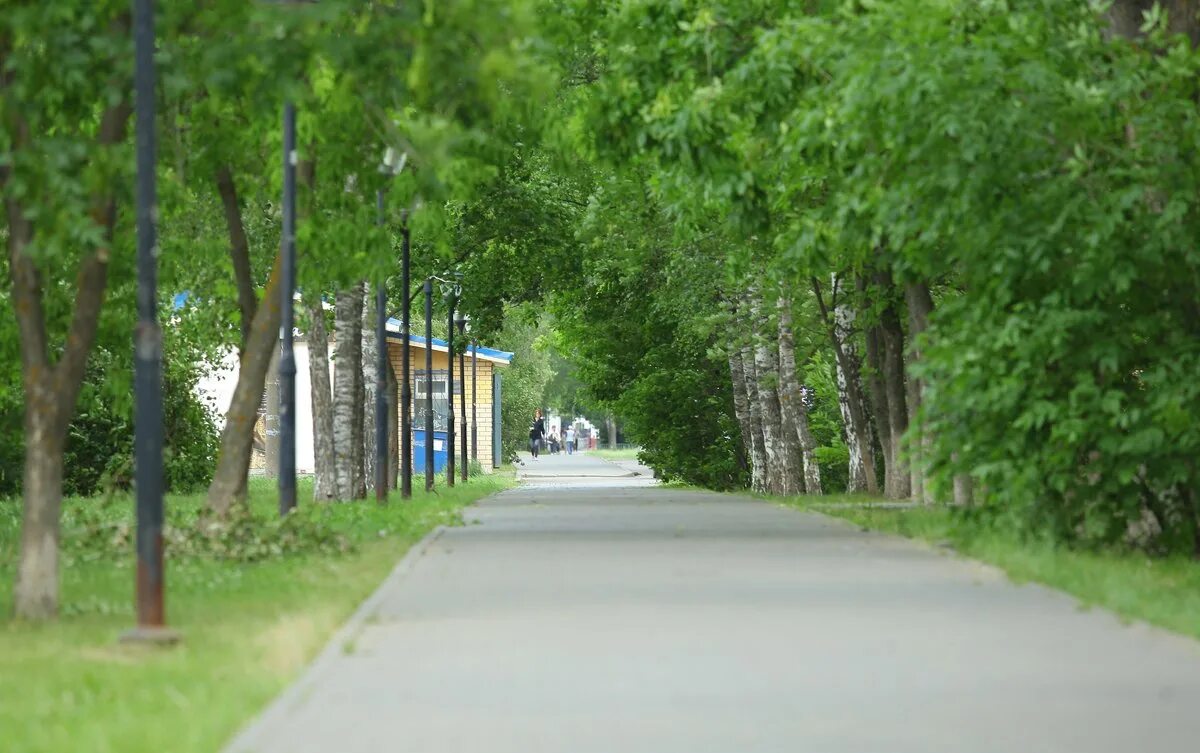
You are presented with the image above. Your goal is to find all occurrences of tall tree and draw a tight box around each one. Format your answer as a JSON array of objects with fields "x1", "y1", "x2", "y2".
[{"x1": 333, "y1": 287, "x2": 364, "y2": 501}]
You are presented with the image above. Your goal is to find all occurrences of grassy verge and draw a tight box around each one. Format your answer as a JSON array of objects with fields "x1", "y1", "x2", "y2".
[
  {"x1": 781, "y1": 495, "x2": 1200, "y2": 641},
  {"x1": 587, "y1": 447, "x2": 642, "y2": 461},
  {"x1": 0, "y1": 472, "x2": 514, "y2": 753}
]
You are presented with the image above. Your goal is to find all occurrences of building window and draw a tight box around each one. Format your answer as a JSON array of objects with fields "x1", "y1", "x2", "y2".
[{"x1": 413, "y1": 370, "x2": 450, "y2": 431}]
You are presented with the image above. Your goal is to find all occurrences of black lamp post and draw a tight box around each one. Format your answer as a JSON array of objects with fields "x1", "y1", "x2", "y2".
[
  {"x1": 471, "y1": 336, "x2": 478, "y2": 464},
  {"x1": 126, "y1": 0, "x2": 174, "y2": 644},
  {"x1": 445, "y1": 290, "x2": 456, "y2": 487},
  {"x1": 455, "y1": 312, "x2": 468, "y2": 482}
]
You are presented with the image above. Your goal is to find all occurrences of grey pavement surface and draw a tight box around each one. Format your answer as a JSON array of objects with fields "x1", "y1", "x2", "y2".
[{"x1": 227, "y1": 453, "x2": 1200, "y2": 753}]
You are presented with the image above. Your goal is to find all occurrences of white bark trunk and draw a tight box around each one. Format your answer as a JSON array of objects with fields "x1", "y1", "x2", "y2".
[
  {"x1": 333, "y1": 287, "x2": 364, "y2": 501},
  {"x1": 778, "y1": 296, "x2": 822, "y2": 494},
  {"x1": 307, "y1": 297, "x2": 337, "y2": 501},
  {"x1": 751, "y1": 292, "x2": 792, "y2": 495},
  {"x1": 739, "y1": 339, "x2": 769, "y2": 493},
  {"x1": 832, "y1": 284, "x2": 872, "y2": 493},
  {"x1": 361, "y1": 288, "x2": 378, "y2": 493}
]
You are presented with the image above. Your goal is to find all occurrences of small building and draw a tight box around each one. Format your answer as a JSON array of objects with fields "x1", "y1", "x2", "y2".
[
  {"x1": 384, "y1": 321, "x2": 513, "y2": 471},
  {"x1": 195, "y1": 319, "x2": 511, "y2": 474}
]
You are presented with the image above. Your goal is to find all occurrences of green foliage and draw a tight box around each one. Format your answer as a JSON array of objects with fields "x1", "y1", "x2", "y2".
[
  {"x1": 0, "y1": 345, "x2": 218, "y2": 499},
  {"x1": 490, "y1": 305, "x2": 554, "y2": 458}
]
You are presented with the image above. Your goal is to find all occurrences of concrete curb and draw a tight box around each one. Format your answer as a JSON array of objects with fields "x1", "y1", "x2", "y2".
[{"x1": 222, "y1": 525, "x2": 449, "y2": 753}]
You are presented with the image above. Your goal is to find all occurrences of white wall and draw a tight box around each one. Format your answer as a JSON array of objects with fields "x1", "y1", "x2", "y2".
[{"x1": 196, "y1": 340, "x2": 328, "y2": 474}]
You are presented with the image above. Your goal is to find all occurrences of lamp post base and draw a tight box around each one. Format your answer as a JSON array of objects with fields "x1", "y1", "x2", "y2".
[{"x1": 119, "y1": 626, "x2": 182, "y2": 646}]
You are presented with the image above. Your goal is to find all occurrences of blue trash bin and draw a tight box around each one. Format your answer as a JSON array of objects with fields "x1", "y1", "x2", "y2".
[{"x1": 412, "y1": 429, "x2": 449, "y2": 474}]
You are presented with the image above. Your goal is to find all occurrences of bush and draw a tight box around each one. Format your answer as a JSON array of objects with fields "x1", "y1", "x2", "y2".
[
  {"x1": 814, "y1": 445, "x2": 849, "y2": 495},
  {"x1": 0, "y1": 348, "x2": 218, "y2": 498}
]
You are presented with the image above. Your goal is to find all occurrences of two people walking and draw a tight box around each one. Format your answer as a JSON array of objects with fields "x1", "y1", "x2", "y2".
[{"x1": 529, "y1": 410, "x2": 581, "y2": 459}]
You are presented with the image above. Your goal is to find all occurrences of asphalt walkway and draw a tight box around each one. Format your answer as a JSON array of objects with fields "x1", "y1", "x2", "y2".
[{"x1": 227, "y1": 452, "x2": 1200, "y2": 752}]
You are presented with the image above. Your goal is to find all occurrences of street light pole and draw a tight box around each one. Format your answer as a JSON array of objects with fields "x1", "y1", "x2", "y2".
[
  {"x1": 455, "y1": 313, "x2": 468, "y2": 482},
  {"x1": 423, "y1": 278, "x2": 434, "y2": 492},
  {"x1": 127, "y1": 0, "x2": 173, "y2": 643},
  {"x1": 278, "y1": 101, "x2": 297, "y2": 517},
  {"x1": 400, "y1": 213, "x2": 412, "y2": 499},
  {"x1": 374, "y1": 190, "x2": 388, "y2": 503},
  {"x1": 471, "y1": 339, "x2": 478, "y2": 464},
  {"x1": 446, "y1": 291, "x2": 456, "y2": 488}
]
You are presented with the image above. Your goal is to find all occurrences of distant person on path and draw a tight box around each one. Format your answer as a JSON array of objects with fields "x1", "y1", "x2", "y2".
[
  {"x1": 564, "y1": 425, "x2": 576, "y2": 455},
  {"x1": 529, "y1": 410, "x2": 545, "y2": 459},
  {"x1": 548, "y1": 432, "x2": 560, "y2": 455}
]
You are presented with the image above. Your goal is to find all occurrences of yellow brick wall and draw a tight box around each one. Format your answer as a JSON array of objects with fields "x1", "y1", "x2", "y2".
[{"x1": 386, "y1": 339, "x2": 499, "y2": 470}]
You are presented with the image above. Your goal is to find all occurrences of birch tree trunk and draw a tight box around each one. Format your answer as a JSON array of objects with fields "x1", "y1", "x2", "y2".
[
  {"x1": 751, "y1": 292, "x2": 794, "y2": 495},
  {"x1": 778, "y1": 296, "x2": 822, "y2": 494},
  {"x1": 818, "y1": 274, "x2": 879, "y2": 495},
  {"x1": 739, "y1": 339, "x2": 769, "y2": 493},
  {"x1": 361, "y1": 288, "x2": 378, "y2": 494},
  {"x1": 333, "y1": 287, "x2": 364, "y2": 501},
  {"x1": 905, "y1": 282, "x2": 935, "y2": 505},
  {"x1": 306, "y1": 296, "x2": 337, "y2": 502},
  {"x1": 728, "y1": 345, "x2": 755, "y2": 484}
]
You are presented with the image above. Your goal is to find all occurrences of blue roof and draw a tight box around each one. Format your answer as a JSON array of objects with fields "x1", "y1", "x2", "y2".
[{"x1": 385, "y1": 320, "x2": 513, "y2": 364}]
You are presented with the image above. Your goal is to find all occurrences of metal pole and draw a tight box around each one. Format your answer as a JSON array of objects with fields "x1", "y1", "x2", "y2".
[
  {"x1": 129, "y1": 0, "x2": 170, "y2": 641},
  {"x1": 446, "y1": 292, "x2": 456, "y2": 487},
  {"x1": 400, "y1": 214, "x2": 412, "y2": 499},
  {"x1": 460, "y1": 343, "x2": 467, "y2": 482},
  {"x1": 471, "y1": 340, "x2": 478, "y2": 462},
  {"x1": 374, "y1": 190, "x2": 388, "y2": 503},
  {"x1": 423, "y1": 279, "x2": 434, "y2": 491},
  {"x1": 278, "y1": 102, "x2": 297, "y2": 516}
]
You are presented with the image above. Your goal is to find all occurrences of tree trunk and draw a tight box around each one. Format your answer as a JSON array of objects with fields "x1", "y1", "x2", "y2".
[
  {"x1": 727, "y1": 345, "x2": 755, "y2": 485},
  {"x1": 815, "y1": 275, "x2": 879, "y2": 495},
  {"x1": 307, "y1": 296, "x2": 337, "y2": 501},
  {"x1": 206, "y1": 254, "x2": 284, "y2": 516},
  {"x1": 905, "y1": 282, "x2": 935, "y2": 505},
  {"x1": 876, "y1": 273, "x2": 910, "y2": 499},
  {"x1": 1109, "y1": 1, "x2": 1200, "y2": 46},
  {"x1": 778, "y1": 296, "x2": 822, "y2": 494},
  {"x1": 607, "y1": 416, "x2": 618, "y2": 449},
  {"x1": 361, "y1": 287, "x2": 378, "y2": 494},
  {"x1": 13, "y1": 408, "x2": 66, "y2": 620},
  {"x1": 215, "y1": 165, "x2": 258, "y2": 500},
  {"x1": 739, "y1": 339, "x2": 769, "y2": 494},
  {"x1": 333, "y1": 287, "x2": 364, "y2": 501},
  {"x1": 751, "y1": 292, "x2": 795, "y2": 495},
  {"x1": 7, "y1": 101, "x2": 128, "y2": 619},
  {"x1": 953, "y1": 469, "x2": 974, "y2": 507}
]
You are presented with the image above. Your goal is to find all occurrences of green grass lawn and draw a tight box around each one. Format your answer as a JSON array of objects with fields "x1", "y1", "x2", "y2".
[
  {"x1": 782, "y1": 496, "x2": 1200, "y2": 641},
  {"x1": 587, "y1": 447, "x2": 642, "y2": 461},
  {"x1": 0, "y1": 472, "x2": 514, "y2": 753}
]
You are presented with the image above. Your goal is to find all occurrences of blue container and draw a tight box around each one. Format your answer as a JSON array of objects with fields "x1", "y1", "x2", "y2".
[{"x1": 412, "y1": 429, "x2": 449, "y2": 474}]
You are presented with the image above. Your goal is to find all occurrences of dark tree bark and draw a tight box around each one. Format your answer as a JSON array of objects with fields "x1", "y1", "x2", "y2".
[
  {"x1": 905, "y1": 282, "x2": 935, "y2": 505},
  {"x1": 6, "y1": 100, "x2": 129, "y2": 619},
  {"x1": 206, "y1": 254, "x2": 284, "y2": 516},
  {"x1": 214, "y1": 164, "x2": 259, "y2": 500},
  {"x1": 875, "y1": 270, "x2": 911, "y2": 499},
  {"x1": 1109, "y1": 1, "x2": 1199, "y2": 46},
  {"x1": 307, "y1": 296, "x2": 337, "y2": 501}
]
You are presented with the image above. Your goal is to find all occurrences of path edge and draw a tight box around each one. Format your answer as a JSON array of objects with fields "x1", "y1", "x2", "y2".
[{"x1": 221, "y1": 524, "x2": 450, "y2": 753}]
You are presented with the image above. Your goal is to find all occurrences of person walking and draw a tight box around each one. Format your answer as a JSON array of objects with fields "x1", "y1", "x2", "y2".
[
  {"x1": 529, "y1": 409, "x2": 545, "y2": 459},
  {"x1": 564, "y1": 424, "x2": 576, "y2": 456}
]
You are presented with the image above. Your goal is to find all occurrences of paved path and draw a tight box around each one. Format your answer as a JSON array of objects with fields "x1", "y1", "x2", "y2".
[{"x1": 227, "y1": 455, "x2": 1200, "y2": 753}]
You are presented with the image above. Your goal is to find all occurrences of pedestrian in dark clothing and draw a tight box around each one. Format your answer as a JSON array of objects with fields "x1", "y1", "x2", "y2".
[{"x1": 529, "y1": 410, "x2": 545, "y2": 459}]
